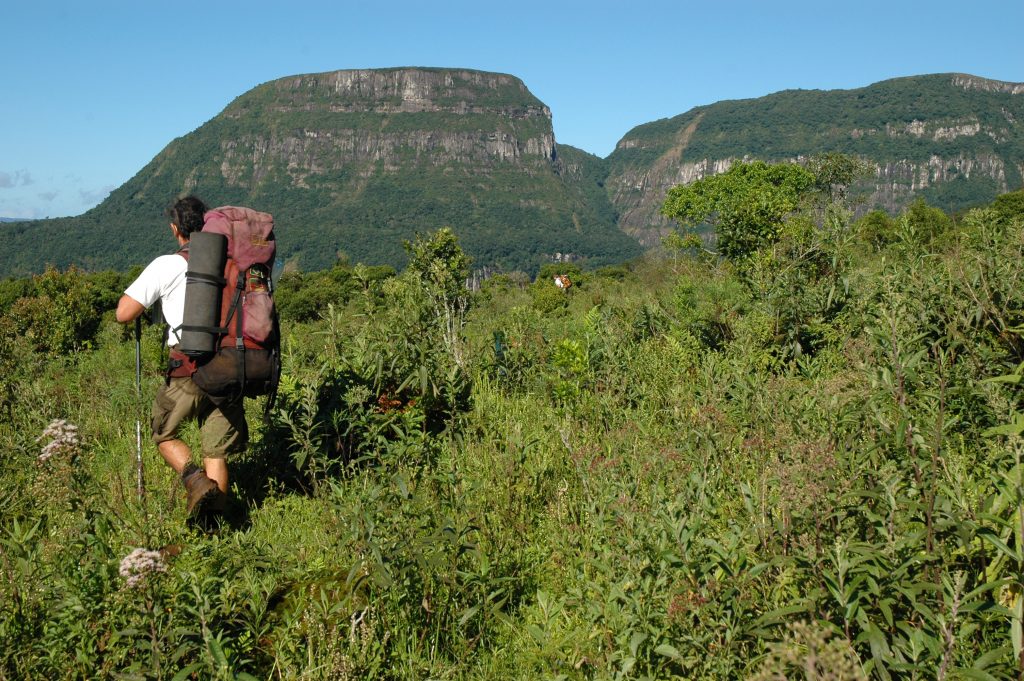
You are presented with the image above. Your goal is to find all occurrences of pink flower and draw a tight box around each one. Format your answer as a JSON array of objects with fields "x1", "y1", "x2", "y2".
[
  {"x1": 118, "y1": 548, "x2": 167, "y2": 588},
  {"x1": 38, "y1": 419, "x2": 80, "y2": 462}
]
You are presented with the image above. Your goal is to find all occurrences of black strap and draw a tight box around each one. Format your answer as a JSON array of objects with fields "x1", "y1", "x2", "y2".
[
  {"x1": 235, "y1": 271, "x2": 245, "y2": 350},
  {"x1": 220, "y1": 271, "x2": 246, "y2": 399},
  {"x1": 178, "y1": 324, "x2": 229, "y2": 334},
  {"x1": 186, "y1": 272, "x2": 227, "y2": 286},
  {"x1": 236, "y1": 272, "x2": 246, "y2": 397},
  {"x1": 222, "y1": 272, "x2": 244, "y2": 332},
  {"x1": 264, "y1": 292, "x2": 282, "y2": 416}
]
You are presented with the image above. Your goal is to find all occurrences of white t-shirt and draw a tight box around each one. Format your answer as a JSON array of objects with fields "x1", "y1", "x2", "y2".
[{"x1": 124, "y1": 254, "x2": 187, "y2": 345}]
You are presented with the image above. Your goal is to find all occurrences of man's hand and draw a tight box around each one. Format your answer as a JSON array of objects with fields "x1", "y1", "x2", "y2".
[{"x1": 116, "y1": 295, "x2": 145, "y2": 323}]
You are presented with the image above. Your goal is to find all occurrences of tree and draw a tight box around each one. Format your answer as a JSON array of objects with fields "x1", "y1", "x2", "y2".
[
  {"x1": 903, "y1": 197, "x2": 953, "y2": 245},
  {"x1": 807, "y1": 152, "x2": 873, "y2": 204},
  {"x1": 992, "y1": 188, "x2": 1024, "y2": 225},
  {"x1": 856, "y1": 209, "x2": 897, "y2": 250},
  {"x1": 404, "y1": 227, "x2": 472, "y2": 368},
  {"x1": 661, "y1": 160, "x2": 815, "y2": 261}
]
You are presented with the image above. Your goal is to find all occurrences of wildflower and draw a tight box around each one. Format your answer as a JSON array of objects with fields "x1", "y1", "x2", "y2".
[
  {"x1": 119, "y1": 548, "x2": 168, "y2": 589},
  {"x1": 37, "y1": 419, "x2": 80, "y2": 462}
]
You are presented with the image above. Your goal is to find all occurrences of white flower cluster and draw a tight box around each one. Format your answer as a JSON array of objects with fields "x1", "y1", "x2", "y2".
[
  {"x1": 37, "y1": 419, "x2": 80, "y2": 463},
  {"x1": 118, "y1": 548, "x2": 168, "y2": 589}
]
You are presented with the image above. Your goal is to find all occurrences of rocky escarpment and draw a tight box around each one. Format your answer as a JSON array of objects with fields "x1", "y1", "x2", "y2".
[
  {"x1": 606, "y1": 73, "x2": 1024, "y2": 246},
  {"x1": 2, "y1": 68, "x2": 639, "y2": 275},
  {"x1": 214, "y1": 69, "x2": 557, "y2": 190},
  {"x1": 952, "y1": 74, "x2": 1024, "y2": 95}
]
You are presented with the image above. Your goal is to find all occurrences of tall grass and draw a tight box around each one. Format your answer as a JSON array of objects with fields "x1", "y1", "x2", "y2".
[{"x1": 1, "y1": 195, "x2": 1023, "y2": 678}]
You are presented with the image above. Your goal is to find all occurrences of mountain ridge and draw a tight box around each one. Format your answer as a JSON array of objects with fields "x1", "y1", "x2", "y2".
[
  {"x1": 605, "y1": 72, "x2": 1024, "y2": 244},
  {"x1": 2, "y1": 69, "x2": 1022, "y2": 276}
]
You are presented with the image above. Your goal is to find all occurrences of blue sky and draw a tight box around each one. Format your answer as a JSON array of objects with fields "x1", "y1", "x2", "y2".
[{"x1": 2, "y1": 0, "x2": 1021, "y2": 219}]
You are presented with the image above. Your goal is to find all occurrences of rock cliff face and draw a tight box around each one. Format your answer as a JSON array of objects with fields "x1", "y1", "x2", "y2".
[
  {"x1": 215, "y1": 69, "x2": 557, "y2": 190},
  {"x1": 5, "y1": 68, "x2": 638, "y2": 275},
  {"x1": 952, "y1": 74, "x2": 1024, "y2": 95},
  {"x1": 605, "y1": 74, "x2": 1024, "y2": 246}
]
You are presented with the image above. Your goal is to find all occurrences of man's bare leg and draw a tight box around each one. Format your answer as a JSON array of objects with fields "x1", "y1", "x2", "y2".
[
  {"x1": 157, "y1": 439, "x2": 192, "y2": 473},
  {"x1": 158, "y1": 441, "x2": 226, "y2": 493},
  {"x1": 203, "y1": 458, "x2": 229, "y2": 494}
]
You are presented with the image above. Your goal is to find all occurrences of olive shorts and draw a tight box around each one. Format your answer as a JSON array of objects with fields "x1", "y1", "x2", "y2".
[{"x1": 151, "y1": 377, "x2": 248, "y2": 460}]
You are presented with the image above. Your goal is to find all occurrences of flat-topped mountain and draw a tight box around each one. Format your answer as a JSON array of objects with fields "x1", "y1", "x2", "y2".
[
  {"x1": 0, "y1": 68, "x2": 639, "y2": 275},
  {"x1": 605, "y1": 73, "x2": 1024, "y2": 245}
]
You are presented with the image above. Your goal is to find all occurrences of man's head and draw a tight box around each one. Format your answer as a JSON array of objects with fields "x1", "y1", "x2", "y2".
[{"x1": 166, "y1": 196, "x2": 208, "y2": 241}]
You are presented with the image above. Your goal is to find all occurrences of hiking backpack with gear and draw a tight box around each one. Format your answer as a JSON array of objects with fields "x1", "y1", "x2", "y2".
[{"x1": 170, "y1": 206, "x2": 280, "y2": 405}]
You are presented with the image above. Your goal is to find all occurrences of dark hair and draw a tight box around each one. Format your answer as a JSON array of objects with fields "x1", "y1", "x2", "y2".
[{"x1": 166, "y1": 195, "x2": 208, "y2": 239}]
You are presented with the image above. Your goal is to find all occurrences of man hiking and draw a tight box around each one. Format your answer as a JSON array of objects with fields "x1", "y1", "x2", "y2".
[{"x1": 116, "y1": 195, "x2": 248, "y2": 518}]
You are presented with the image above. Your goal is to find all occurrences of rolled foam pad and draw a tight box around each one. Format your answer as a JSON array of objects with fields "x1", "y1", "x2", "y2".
[{"x1": 179, "y1": 231, "x2": 227, "y2": 356}]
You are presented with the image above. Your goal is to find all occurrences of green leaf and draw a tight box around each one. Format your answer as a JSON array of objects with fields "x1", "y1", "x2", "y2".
[
  {"x1": 207, "y1": 635, "x2": 229, "y2": 667},
  {"x1": 983, "y1": 417, "x2": 1024, "y2": 437},
  {"x1": 393, "y1": 473, "x2": 409, "y2": 499},
  {"x1": 972, "y1": 645, "x2": 1012, "y2": 670},
  {"x1": 654, "y1": 643, "x2": 683, "y2": 661},
  {"x1": 458, "y1": 605, "x2": 480, "y2": 628},
  {"x1": 171, "y1": 663, "x2": 202, "y2": 681},
  {"x1": 526, "y1": 624, "x2": 546, "y2": 644},
  {"x1": 982, "y1": 374, "x2": 1022, "y2": 385},
  {"x1": 878, "y1": 599, "x2": 894, "y2": 628},
  {"x1": 1013, "y1": 597, "x2": 1023, "y2": 662},
  {"x1": 855, "y1": 621, "x2": 892, "y2": 665},
  {"x1": 750, "y1": 603, "x2": 809, "y2": 634},
  {"x1": 629, "y1": 631, "x2": 647, "y2": 656},
  {"x1": 978, "y1": 528, "x2": 1022, "y2": 562}
]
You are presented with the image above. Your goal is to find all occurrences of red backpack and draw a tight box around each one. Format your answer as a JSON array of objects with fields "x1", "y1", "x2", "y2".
[{"x1": 171, "y1": 206, "x2": 280, "y2": 403}]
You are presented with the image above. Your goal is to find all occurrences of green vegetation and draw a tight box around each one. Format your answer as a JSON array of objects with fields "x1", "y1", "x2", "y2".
[
  {"x1": 3, "y1": 172, "x2": 1024, "y2": 677},
  {"x1": 613, "y1": 74, "x2": 1024, "y2": 165},
  {"x1": 225, "y1": 67, "x2": 547, "y2": 116},
  {"x1": 662, "y1": 160, "x2": 816, "y2": 260}
]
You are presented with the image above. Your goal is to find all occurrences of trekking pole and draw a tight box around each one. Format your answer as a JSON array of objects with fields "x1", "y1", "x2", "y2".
[{"x1": 134, "y1": 317, "x2": 145, "y2": 503}]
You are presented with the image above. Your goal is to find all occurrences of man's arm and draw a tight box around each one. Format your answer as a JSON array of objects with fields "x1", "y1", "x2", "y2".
[{"x1": 116, "y1": 294, "x2": 145, "y2": 324}]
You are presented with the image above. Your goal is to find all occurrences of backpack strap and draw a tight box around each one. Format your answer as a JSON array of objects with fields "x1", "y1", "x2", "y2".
[
  {"x1": 186, "y1": 272, "x2": 227, "y2": 287},
  {"x1": 264, "y1": 286, "x2": 282, "y2": 416},
  {"x1": 235, "y1": 271, "x2": 246, "y2": 396},
  {"x1": 217, "y1": 270, "x2": 248, "y2": 400},
  {"x1": 165, "y1": 245, "x2": 191, "y2": 352}
]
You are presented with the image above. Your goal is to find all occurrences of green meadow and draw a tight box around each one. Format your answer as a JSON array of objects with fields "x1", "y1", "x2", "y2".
[{"x1": 2, "y1": 163, "x2": 1024, "y2": 679}]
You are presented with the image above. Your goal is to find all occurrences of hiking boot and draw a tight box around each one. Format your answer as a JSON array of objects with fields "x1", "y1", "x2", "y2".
[
  {"x1": 191, "y1": 493, "x2": 228, "y2": 534},
  {"x1": 205, "y1": 489, "x2": 227, "y2": 514},
  {"x1": 182, "y1": 470, "x2": 219, "y2": 516}
]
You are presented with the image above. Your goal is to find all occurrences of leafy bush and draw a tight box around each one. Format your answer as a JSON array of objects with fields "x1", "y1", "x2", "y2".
[
  {"x1": 0, "y1": 267, "x2": 111, "y2": 356},
  {"x1": 272, "y1": 231, "x2": 473, "y2": 488},
  {"x1": 273, "y1": 264, "x2": 361, "y2": 323}
]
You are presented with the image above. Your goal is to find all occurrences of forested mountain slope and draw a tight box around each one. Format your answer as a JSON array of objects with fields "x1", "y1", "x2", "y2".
[
  {"x1": 0, "y1": 68, "x2": 640, "y2": 276},
  {"x1": 606, "y1": 73, "x2": 1024, "y2": 244},
  {"x1": 3, "y1": 70, "x2": 1021, "y2": 274}
]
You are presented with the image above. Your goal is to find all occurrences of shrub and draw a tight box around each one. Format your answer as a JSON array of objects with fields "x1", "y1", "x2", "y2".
[{"x1": 4, "y1": 267, "x2": 104, "y2": 355}]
